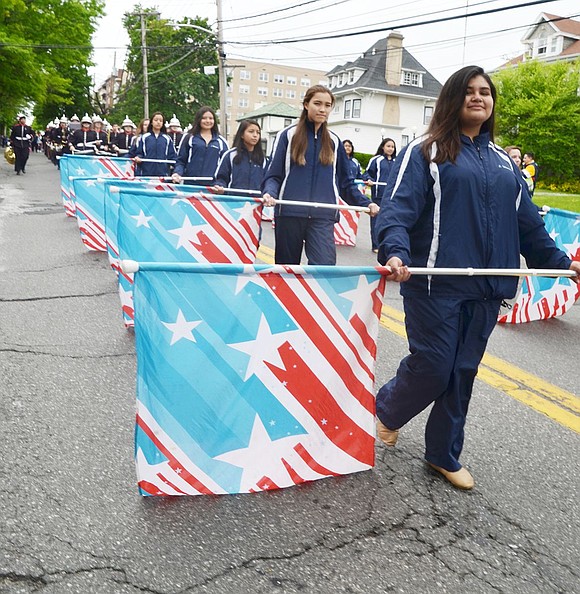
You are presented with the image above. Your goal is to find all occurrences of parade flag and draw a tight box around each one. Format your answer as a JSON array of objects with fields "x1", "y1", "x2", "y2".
[
  {"x1": 334, "y1": 198, "x2": 361, "y2": 247},
  {"x1": 113, "y1": 188, "x2": 263, "y2": 326},
  {"x1": 498, "y1": 208, "x2": 580, "y2": 323},
  {"x1": 71, "y1": 177, "x2": 110, "y2": 251},
  {"x1": 58, "y1": 156, "x2": 75, "y2": 217},
  {"x1": 63, "y1": 154, "x2": 134, "y2": 217},
  {"x1": 131, "y1": 262, "x2": 387, "y2": 496}
]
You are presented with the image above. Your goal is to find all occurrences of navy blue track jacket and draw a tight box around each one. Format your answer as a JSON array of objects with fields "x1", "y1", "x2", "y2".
[
  {"x1": 376, "y1": 132, "x2": 571, "y2": 300},
  {"x1": 215, "y1": 148, "x2": 268, "y2": 190},
  {"x1": 262, "y1": 121, "x2": 371, "y2": 220},
  {"x1": 134, "y1": 132, "x2": 177, "y2": 177},
  {"x1": 174, "y1": 133, "x2": 228, "y2": 181}
]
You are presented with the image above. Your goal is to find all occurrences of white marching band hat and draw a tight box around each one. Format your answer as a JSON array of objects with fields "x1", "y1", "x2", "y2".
[
  {"x1": 121, "y1": 115, "x2": 136, "y2": 128},
  {"x1": 80, "y1": 113, "x2": 92, "y2": 124},
  {"x1": 169, "y1": 114, "x2": 181, "y2": 127}
]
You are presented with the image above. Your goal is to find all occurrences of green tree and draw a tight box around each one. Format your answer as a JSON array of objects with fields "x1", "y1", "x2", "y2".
[
  {"x1": 493, "y1": 59, "x2": 580, "y2": 184},
  {"x1": 0, "y1": 0, "x2": 104, "y2": 129},
  {"x1": 110, "y1": 8, "x2": 219, "y2": 128}
]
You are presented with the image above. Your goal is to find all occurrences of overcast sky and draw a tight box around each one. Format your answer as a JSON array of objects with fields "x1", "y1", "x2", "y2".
[{"x1": 90, "y1": 0, "x2": 580, "y2": 86}]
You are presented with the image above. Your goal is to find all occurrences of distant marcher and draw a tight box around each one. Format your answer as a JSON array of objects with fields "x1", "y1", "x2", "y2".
[
  {"x1": 9, "y1": 115, "x2": 34, "y2": 175},
  {"x1": 214, "y1": 119, "x2": 268, "y2": 192},
  {"x1": 342, "y1": 139, "x2": 362, "y2": 180},
  {"x1": 68, "y1": 114, "x2": 97, "y2": 153},
  {"x1": 522, "y1": 151, "x2": 539, "y2": 196},
  {"x1": 172, "y1": 106, "x2": 228, "y2": 185},
  {"x1": 504, "y1": 146, "x2": 534, "y2": 194},
  {"x1": 364, "y1": 138, "x2": 397, "y2": 252},
  {"x1": 133, "y1": 112, "x2": 177, "y2": 178}
]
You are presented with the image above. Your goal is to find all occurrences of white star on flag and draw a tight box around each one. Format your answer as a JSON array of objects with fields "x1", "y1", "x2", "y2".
[
  {"x1": 74, "y1": 167, "x2": 87, "y2": 175},
  {"x1": 132, "y1": 210, "x2": 154, "y2": 228},
  {"x1": 339, "y1": 275, "x2": 377, "y2": 319},
  {"x1": 162, "y1": 309, "x2": 202, "y2": 345},
  {"x1": 563, "y1": 238, "x2": 580, "y2": 258},
  {"x1": 168, "y1": 215, "x2": 205, "y2": 249},
  {"x1": 214, "y1": 414, "x2": 301, "y2": 491},
  {"x1": 228, "y1": 314, "x2": 296, "y2": 380},
  {"x1": 233, "y1": 201, "x2": 257, "y2": 222}
]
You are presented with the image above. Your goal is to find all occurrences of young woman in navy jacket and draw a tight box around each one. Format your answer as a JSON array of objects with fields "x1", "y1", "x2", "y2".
[
  {"x1": 364, "y1": 138, "x2": 397, "y2": 252},
  {"x1": 214, "y1": 119, "x2": 268, "y2": 191},
  {"x1": 133, "y1": 112, "x2": 176, "y2": 177},
  {"x1": 262, "y1": 85, "x2": 379, "y2": 265},
  {"x1": 172, "y1": 106, "x2": 228, "y2": 185},
  {"x1": 374, "y1": 66, "x2": 580, "y2": 490}
]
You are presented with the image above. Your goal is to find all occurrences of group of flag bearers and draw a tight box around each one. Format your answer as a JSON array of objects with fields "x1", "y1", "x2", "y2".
[{"x1": 54, "y1": 74, "x2": 579, "y2": 496}]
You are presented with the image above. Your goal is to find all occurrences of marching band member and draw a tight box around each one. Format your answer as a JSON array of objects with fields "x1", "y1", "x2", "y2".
[
  {"x1": 92, "y1": 114, "x2": 108, "y2": 153},
  {"x1": 132, "y1": 112, "x2": 177, "y2": 177},
  {"x1": 49, "y1": 115, "x2": 70, "y2": 168},
  {"x1": 167, "y1": 114, "x2": 183, "y2": 151},
  {"x1": 68, "y1": 114, "x2": 97, "y2": 153},
  {"x1": 111, "y1": 116, "x2": 136, "y2": 156},
  {"x1": 9, "y1": 114, "x2": 34, "y2": 175},
  {"x1": 172, "y1": 106, "x2": 228, "y2": 185},
  {"x1": 262, "y1": 85, "x2": 378, "y2": 265}
]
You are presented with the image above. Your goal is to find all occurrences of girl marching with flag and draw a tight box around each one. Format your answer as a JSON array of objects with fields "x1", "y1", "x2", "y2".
[
  {"x1": 374, "y1": 65, "x2": 580, "y2": 490},
  {"x1": 262, "y1": 85, "x2": 379, "y2": 265},
  {"x1": 132, "y1": 112, "x2": 177, "y2": 178}
]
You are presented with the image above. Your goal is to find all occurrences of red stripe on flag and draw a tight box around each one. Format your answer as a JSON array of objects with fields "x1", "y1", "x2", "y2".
[
  {"x1": 350, "y1": 314, "x2": 377, "y2": 361},
  {"x1": 281, "y1": 458, "x2": 305, "y2": 484},
  {"x1": 156, "y1": 472, "x2": 188, "y2": 495},
  {"x1": 256, "y1": 476, "x2": 281, "y2": 491},
  {"x1": 262, "y1": 271, "x2": 378, "y2": 389},
  {"x1": 138, "y1": 480, "x2": 167, "y2": 496},
  {"x1": 136, "y1": 414, "x2": 216, "y2": 495},
  {"x1": 294, "y1": 443, "x2": 342, "y2": 477},
  {"x1": 266, "y1": 342, "x2": 374, "y2": 465},
  {"x1": 190, "y1": 231, "x2": 231, "y2": 263}
]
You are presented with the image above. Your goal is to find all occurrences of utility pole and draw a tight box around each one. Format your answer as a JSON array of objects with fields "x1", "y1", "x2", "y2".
[
  {"x1": 133, "y1": 10, "x2": 159, "y2": 119},
  {"x1": 215, "y1": 0, "x2": 228, "y2": 137}
]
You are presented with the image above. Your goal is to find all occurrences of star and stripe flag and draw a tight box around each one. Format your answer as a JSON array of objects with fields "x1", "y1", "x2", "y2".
[
  {"x1": 498, "y1": 208, "x2": 580, "y2": 323},
  {"x1": 132, "y1": 263, "x2": 387, "y2": 496}
]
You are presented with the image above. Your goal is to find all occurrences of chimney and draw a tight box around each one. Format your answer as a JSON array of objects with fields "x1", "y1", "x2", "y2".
[{"x1": 385, "y1": 31, "x2": 404, "y2": 86}]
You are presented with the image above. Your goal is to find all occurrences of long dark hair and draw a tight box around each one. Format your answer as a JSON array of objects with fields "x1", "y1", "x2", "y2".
[
  {"x1": 422, "y1": 65, "x2": 496, "y2": 164},
  {"x1": 189, "y1": 106, "x2": 219, "y2": 136},
  {"x1": 146, "y1": 112, "x2": 167, "y2": 134},
  {"x1": 232, "y1": 119, "x2": 265, "y2": 166},
  {"x1": 291, "y1": 85, "x2": 335, "y2": 166},
  {"x1": 375, "y1": 137, "x2": 397, "y2": 159}
]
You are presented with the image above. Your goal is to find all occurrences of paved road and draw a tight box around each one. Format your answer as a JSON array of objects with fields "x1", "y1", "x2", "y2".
[{"x1": 1, "y1": 153, "x2": 578, "y2": 593}]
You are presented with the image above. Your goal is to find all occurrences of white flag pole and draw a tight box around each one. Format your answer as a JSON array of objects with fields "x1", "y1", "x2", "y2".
[
  {"x1": 406, "y1": 267, "x2": 576, "y2": 278},
  {"x1": 134, "y1": 158, "x2": 176, "y2": 164},
  {"x1": 271, "y1": 199, "x2": 370, "y2": 213},
  {"x1": 354, "y1": 179, "x2": 387, "y2": 186}
]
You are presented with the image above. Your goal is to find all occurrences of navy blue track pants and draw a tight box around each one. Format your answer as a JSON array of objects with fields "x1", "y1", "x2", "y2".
[
  {"x1": 274, "y1": 216, "x2": 336, "y2": 265},
  {"x1": 376, "y1": 295, "x2": 501, "y2": 471}
]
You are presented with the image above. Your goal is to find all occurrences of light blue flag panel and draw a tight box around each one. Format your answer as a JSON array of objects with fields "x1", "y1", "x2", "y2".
[{"x1": 132, "y1": 263, "x2": 388, "y2": 496}]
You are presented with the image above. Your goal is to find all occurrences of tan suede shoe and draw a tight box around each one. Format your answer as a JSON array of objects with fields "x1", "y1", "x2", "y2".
[
  {"x1": 376, "y1": 419, "x2": 399, "y2": 446},
  {"x1": 427, "y1": 462, "x2": 474, "y2": 490}
]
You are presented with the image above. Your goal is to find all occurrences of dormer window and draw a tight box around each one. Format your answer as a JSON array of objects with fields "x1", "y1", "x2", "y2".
[
  {"x1": 401, "y1": 70, "x2": 423, "y2": 87},
  {"x1": 338, "y1": 73, "x2": 344, "y2": 85},
  {"x1": 537, "y1": 38, "x2": 547, "y2": 55},
  {"x1": 348, "y1": 70, "x2": 354, "y2": 83}
]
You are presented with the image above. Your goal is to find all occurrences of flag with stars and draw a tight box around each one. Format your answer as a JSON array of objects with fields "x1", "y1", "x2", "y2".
[
  {"x1": 63, "y1": 154, "x2": 135, "y2": 218},
  {"x1": 114, "y1": 188, "x2": 263, "y2": 327},
  {"x1": 132, "y1": 262, "x2": 387, "y2": 496},
  {"x1": 498, "y1": 208, "x2": 580, "y2": 323}
]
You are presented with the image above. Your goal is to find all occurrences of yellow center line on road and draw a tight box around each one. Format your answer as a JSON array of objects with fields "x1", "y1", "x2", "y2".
[
  {"x1": 256, "y1": 245, "x2": 579, "y2": 432},
  {"x1": 380, "y1": 304, "x2": 580, "y2": 433}
]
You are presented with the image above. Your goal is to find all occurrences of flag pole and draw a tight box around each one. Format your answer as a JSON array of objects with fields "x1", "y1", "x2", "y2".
[
  {"x1": 120, "y1": 260, "x2": 577, "y2": 279},
  {"x1": 133, "y1": 158, "x2": 177, "y2": 164},
  {"x1": 271, "y1": 199, "x2": 370, "y2": 213}
]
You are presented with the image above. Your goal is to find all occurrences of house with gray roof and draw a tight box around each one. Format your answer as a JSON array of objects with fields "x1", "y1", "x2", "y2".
[{"x1": 326, "y1": 32, "x2": 442, "y2": 154}]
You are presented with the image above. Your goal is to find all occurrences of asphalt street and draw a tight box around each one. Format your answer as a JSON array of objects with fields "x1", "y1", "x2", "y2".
[{"x1": 0, "y1": 152, "x2": 578, "y2": 593}]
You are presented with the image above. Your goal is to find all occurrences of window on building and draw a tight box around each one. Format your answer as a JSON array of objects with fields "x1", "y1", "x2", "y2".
[
  {"x1": 284, "y1": 118, "x2": 292, "y2": 127},
  {"x1": 344, "y1": 99, "x2": 351, "y2": 119},
  {"x1": 537, "y1": 38, "x2": 547, "y2": 55},
  {"x1": 401, "y1": 70, "x2": 423, "y2": 87},
  {"x1": 258, "y1": 72, "x2": 269, "y2": 82},
  {"x1": 338, "y1": 73, "x2": 344, "y2": 85},
  {"x1": 287, "y1": 76, "x2": 297, "y2": 85},
  {"x1": 352, "y1": 99, "x2": 361, "y2": 118},
  {"x1": 226, "y1": 83, "x2": 233, "y2": 93},
  {"x1": 238, "y1": 98, "x2": 248, "y2": 108},
  {"x1": 226, "y1": 97, "x2": 232, "y2": 107},
  {"x1": 331, "y1": 76, "x2": 337, "y2": 87},
  {"x1": 300, "y1": 91, "x2": 306, "y2": 99},
  {"x1": 286, "y1": 89, "x2": 296, "y2": 99},
  {"x1": 348, "y1": 70, "x2": 354, "y2": 83},
  {"x1": 550, "y1": 36, "x2": 558, "y2": 53},
  {"x1": 273, "y1": 88, "x2": 283, "y2": 98},
  {"x1": 274, "y1": 74, "x2": 284, "y2": 83},
  {"x1": 240, "y1": 70, "x2": 251, "y2": 80},
  {"x1": 257, "y1": 87, "x2": 268, "y2": 96},
  {"x1": 239, "y1": 84, "x2": 249, "y2": 94},
  {"x1": 423, "y1": 105, "x2": 434, "y2": 125},
  {"x1": 401, "y1": 135, "x2": 409, "y2": 147},
  {"x1": 301, "y1": 78, "x2": 310, "y2": 87}
]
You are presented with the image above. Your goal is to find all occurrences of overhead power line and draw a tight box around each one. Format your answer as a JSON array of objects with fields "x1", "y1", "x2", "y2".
[
  {"x1": 225, "y1": 0, "x2": 560, "y2": 46},
  {"x1": 218, "y1": 0, "x2": 333, "y2": 24}
]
